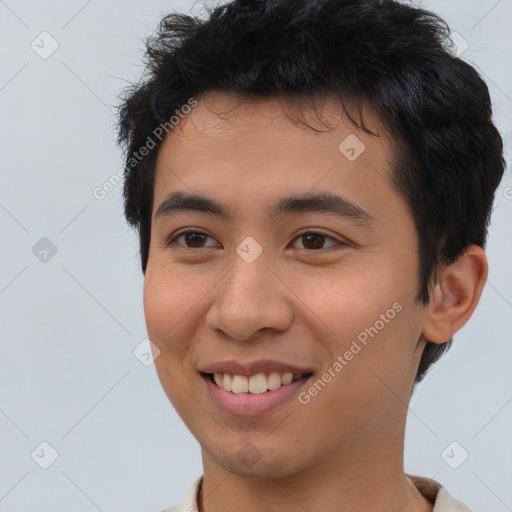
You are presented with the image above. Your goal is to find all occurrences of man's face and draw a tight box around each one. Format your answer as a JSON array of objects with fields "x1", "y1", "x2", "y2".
[{"x1": 144, "y1": 91, "x2": 428, "y2": 477}]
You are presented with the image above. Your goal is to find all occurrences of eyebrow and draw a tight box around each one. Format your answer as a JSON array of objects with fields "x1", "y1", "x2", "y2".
[{"x1": 155, "y1": 190, "x2": 375, "y2": 225}]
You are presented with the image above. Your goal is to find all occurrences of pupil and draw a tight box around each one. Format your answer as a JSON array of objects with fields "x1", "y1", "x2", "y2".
[
  {"x1": 186, "y1": 233, "x2": 205, "y2": 247},
  {"x1": 304, "y1": 234, "x2": 323, "y2": 249}
]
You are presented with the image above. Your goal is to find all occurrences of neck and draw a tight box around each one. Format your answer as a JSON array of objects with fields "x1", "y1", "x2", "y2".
[{"x1": 197, "y1": 418, "x2": 433, "y2": 512}]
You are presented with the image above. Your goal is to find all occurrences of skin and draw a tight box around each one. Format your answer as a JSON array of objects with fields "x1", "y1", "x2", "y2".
[{"x1": 143, "y1": 91, "x2": 488, "y2": 512}]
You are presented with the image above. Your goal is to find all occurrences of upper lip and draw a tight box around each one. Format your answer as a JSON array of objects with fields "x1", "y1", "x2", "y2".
[{"x1": 198, "y1": 359, "x2": 314, "y2": 376}]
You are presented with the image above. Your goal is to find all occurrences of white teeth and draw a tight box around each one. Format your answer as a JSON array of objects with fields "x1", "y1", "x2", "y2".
[
  {"x1": 211, "y1": 371, "x2": 308, "y2": 394},
  {"x1": 281, "y1": 372, "x2": 293, "y2": 385},
  {"x1": 231, "y1": 375, "x2": 249, "y2": 393},
  {"x1": 267, "y1": 371, "x2": 282, "y2": 390},
  {"x1": 248, "y1": 373, "x2": 268, "y2": 394},
  {"x1": 223, "y1": 373, "x2": 233, "y2": 392}
]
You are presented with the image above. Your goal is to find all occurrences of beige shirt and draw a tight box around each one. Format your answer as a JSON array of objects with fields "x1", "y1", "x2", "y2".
[{"x1": 161, "y1": 474, "x2": 473, "y2": 512}]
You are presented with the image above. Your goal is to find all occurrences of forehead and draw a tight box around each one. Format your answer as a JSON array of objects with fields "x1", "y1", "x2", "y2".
[
  {"x1": 152, "y1": 91, "x2": 400, "y2": 222},
  {"x1": 166, "y1": 90, "x2": 388, "y2": 146}
]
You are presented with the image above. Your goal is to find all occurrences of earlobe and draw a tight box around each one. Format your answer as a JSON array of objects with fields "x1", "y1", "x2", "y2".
[{"x1": 421, "y1": 245, "x2": 488, "y2": 344}]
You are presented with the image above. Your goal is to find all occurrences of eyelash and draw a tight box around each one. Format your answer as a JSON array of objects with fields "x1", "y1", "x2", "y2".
[{"x1": 166, "y1": 230, "x2": 347, "y2": 252}]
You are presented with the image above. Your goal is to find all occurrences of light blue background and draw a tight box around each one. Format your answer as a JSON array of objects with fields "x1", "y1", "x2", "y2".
[{"x1": 1, "y1": 1, "x2": 511, "y2": 510}]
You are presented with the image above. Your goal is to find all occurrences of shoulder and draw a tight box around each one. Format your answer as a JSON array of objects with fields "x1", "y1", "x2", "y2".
[
  {"x1": 434, "y1": 487, "x2": 474, "y2": 512},
  {"x1": 159, "y1": 475, "x2": 203, "y2": 512},
  {"x1": 408, "y1": 474, "x2": 474, "y2": 512}
]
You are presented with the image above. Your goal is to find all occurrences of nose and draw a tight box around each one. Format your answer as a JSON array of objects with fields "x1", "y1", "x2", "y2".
[{"x1": 204, "y1": 248, "x2": 294, "y2": 341}]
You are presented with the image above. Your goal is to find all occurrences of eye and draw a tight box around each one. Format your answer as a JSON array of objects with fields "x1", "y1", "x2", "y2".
[
  {"x1": 167, "y1": 230, "x2": 346, "y2": 251},
  {"x1": 167, "y1": 230, "x2": 218, "y2": 249},
  {"x1": 290, "y1": 231, "x2": 346, "y2": 251}
]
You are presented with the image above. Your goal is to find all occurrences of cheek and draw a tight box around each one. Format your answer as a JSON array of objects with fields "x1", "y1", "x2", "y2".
[
  {"x1": 322, "y1": 298, "x2": 422, "y2": 419},
  {"x1": 291, "y1": 257, "x2": 412, "y2": 345},
  {"x1": 143, "y1": 266, "x2": 203, "y2": 414},
  {"x1": 294, "y1": 259, "x2": 421, "y2": 406},
  {"x1": 143, "y1": 268, "x2": 169, "y2": 343},
  {"x1": 143, "y1": 265, "x2": 195, "y2": 357},
  {"x1": 297, "y1": 312, "x2": 421, "y2": 443}
]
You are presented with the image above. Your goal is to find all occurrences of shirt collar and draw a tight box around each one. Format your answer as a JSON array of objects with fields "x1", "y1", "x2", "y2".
[{"x1": 162, "y1": 474, "x2": 473, "y2": 512}]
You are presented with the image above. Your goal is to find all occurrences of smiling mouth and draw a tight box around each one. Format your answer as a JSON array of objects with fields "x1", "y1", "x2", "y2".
[{"x1": 201, "y1": 371, "x2": 314, "y2": 395}]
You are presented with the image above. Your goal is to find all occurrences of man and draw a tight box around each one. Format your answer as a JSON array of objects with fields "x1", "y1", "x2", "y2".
[{"x1": 116, "y1": 0, "x2": 505, "y2": 510}]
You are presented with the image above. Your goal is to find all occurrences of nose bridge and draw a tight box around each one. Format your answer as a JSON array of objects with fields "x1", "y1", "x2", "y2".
[
  {"x1": 205, "y1": 243, "x2": 292, "y2": 340},
  {"x1": 228, "y1": 244, "x2": 269, "y2": 302}
]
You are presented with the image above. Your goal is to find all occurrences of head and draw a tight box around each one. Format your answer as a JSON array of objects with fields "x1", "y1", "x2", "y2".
[{"x1": 117, "y1": 0, "x2": 504, "y2": 477}]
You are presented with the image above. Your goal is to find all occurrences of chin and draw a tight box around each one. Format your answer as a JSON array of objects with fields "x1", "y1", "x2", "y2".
[{"x1": 204, "y1": 437, "x2": 307, "y2": 479}]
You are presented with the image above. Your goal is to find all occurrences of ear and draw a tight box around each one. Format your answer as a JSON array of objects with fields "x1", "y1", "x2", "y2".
[{"x1": 421, "y1": 245, "x2": 488, "y2": 344}]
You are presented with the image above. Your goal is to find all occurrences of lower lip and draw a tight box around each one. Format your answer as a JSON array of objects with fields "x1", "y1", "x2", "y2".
[{"x1": 201, "y1": 373, "x2": 312, "y2": 416}]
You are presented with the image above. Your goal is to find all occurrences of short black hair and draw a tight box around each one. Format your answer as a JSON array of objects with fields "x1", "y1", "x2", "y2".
[{"x1": 116, "y1": 0, "x2": 505, "y2": 384}]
